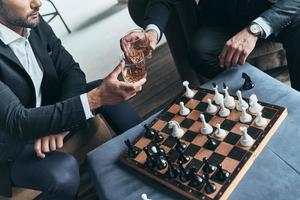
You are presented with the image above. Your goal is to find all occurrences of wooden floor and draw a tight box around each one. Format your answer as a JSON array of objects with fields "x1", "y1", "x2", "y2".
[{"x1": 34, "y1": 43, "x2": 290, "y2": 200}]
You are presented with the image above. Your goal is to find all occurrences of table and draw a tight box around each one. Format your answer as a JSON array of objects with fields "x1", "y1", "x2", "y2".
[{"x1": 87, "y1": 64, "x2": 300, "y2": 200}]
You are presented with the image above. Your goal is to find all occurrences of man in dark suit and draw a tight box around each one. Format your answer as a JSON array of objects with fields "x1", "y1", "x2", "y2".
[
  {"x1": 0, "y1": 0, "x2": 146, "y2": 199},
  {"x1": 122, "y1": 0, "x2": 300, "y2": 91}
]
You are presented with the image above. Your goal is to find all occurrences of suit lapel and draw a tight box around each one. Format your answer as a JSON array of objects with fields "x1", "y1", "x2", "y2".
[
  {"x1": 0, "y1": 40, "x2": 23, "y2": 69},
  {"x1": 29, "y1": 30, "x2": 60, "y2": 105}
]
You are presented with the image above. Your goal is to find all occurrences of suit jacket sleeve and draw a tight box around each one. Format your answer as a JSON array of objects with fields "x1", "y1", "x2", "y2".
[
  {"x1": 260, "y1": 0, "x2": 300, "y2": 35},
  {"x1": 0, "y1": 80, "x2": 87, "y2": 140},
  {"x1": 39, "y1": 17, "x2": 87, "y2": 100},
  {"x1": 144, "y1": 0, "x2": 184, "y2": 34}
]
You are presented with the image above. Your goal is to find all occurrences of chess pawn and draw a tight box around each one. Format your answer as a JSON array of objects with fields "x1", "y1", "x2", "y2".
[
  {"x1": 206, "y1": 99, "x2": 217, "y2": 114},
  {"x1": 249, "y1": 94, "x2": 263, "y2": 114},
  {"x1": 240, "y1": 127, "x2": 254, "y2": 147},
  {"x1": 200, "y1": 114, "x2": 213, "y2": 135},
  {"x1": 212, "y1": 83, "x2": 224, "y2": 105},
  {"x1": 179, "y1": 101, "x2": 190, "y2": 116},
  {"x1": 255, "y1": 111, "x2": 267, "y2": 127},
  {"x1": 183, "y1": 81, "x2": 195, "y2": 98},
  {"x1": 223, "y1": 83, "x2": 235, "y2": 109},
  {"x1": 214, "y1": 123, "x2": 226, "y2": 139},
  {"x1": 236, "y1": 90, "x2": 249, "y2": 111},
  {"x1": 169, "y1": 121, "x2": 184, "y2": 138},
  {"x1": 218, "y1": 100, "x2": 230, "y2": 117},
  {"x1": 239, "y1": 108, "x2": 252, "y2": 123}
]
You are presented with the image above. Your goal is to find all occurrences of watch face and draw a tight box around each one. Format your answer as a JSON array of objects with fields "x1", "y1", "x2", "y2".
[{"x1": 250, "y1": 24, "x2": 261, "y2": 35}]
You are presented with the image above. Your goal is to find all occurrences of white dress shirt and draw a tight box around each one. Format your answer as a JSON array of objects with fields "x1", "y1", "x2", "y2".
[{"x1": 0, "y1": 24, "x2": 93, "y2": 119}]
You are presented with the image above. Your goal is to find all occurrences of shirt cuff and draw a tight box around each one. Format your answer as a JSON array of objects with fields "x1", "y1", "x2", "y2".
[
  {"x1": 145, "y1": 24, "x2": 161, "y2": 42},
  {"x1": 80, "y1": 93, "x2": 95, "y2": 120},
  {"x1": 253, "y1": 17, "x2": 273, "y2": 38}
]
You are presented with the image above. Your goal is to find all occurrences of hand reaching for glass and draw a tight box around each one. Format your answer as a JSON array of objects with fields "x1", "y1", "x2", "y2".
[{"x1": 120, "y1": 29, "x2": 158, "y2": 62}]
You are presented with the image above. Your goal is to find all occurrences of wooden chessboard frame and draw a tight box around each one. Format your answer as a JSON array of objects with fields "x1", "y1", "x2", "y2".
[{"x1": 120, "y1": 87, "x2": 288, "y2": 200}]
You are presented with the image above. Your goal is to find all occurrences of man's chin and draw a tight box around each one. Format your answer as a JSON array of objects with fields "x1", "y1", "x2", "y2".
[{"x1": 26, "y1": 18, "x2": 39, "y2": 28}]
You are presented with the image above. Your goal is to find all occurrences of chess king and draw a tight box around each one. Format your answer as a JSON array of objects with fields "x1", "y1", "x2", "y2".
[{"x1": 123, "y1": 0, "x2": 300, "y2": 92}]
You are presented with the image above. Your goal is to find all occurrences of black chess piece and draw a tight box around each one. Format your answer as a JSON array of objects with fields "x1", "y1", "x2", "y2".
[
  {"x1": 155, "y1": 156, "x2": 168, "y2": 170},
  {"x1": 153, "y1": 143, "x2": 166, "y2": 156},
  {"x1": 143, "y1": 147, "x2": 156, "y2": 169},
  {"x1": 215, "y1": 164, "x2": 230, "y2": 182},
  {"x1": 124, "y1": 139, "x2": 139, "y2": 158},
  {"x1": 206, "y1": 135, "x2": 218, "y2": 150},
  {"x1": 178, "y1": 151, "x2": 190, "y2": 164},
  {"x1": 188, "y1": 167, "x2": 204, "y2": 188},
  {"x1": 178, "y1": 161, "x2": 191, "y2": 182},
  {"x1": 175, "y1": 138, "x2": 187, "y2": 153},
  {"x1": 153, "y1": 131, "x2": 164, "y2": 143},
  {"x1": 144, "y1": 125, "x2": 155, "y2": 139},
  {"x1": 165, "y1": 155, "x2": 180, "y2": 178},
  {"x1": 204, "y1": 173, "x2": 216, "y2": 194},
  {"x1": 202, "y1": 158, "x2": 215, "y2": 174},
  {"x1": 241, "y1": 72, "x2": 255, "y2": 90}
]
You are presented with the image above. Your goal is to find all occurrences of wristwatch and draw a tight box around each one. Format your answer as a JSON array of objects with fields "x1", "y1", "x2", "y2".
[{"x1": 248, "y1": 22, "x2": 264, "y2": 38}]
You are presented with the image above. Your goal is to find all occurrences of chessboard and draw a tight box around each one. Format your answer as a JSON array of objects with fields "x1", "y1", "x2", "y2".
[{"x1": 120, "y1": 84, "x2": 287, "y2": 200}]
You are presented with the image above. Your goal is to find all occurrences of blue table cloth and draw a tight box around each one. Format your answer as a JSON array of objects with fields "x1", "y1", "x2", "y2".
[{"x1": 87, "y1": 64, "x2": 300, "y2": 200}]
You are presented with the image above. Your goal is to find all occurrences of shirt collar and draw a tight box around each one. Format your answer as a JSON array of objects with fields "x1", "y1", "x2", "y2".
[{"x1": 0, "y1": 23, "x2": 31, "y2": 45}]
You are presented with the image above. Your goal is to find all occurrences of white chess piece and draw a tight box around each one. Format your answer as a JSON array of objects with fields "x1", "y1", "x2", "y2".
[
  {"x1": 240, "y1": 127, "x2": 254, "y2": 147},
  {"x1": 200, "y1": 114, "x2": 213, "y2": 135},
  {"x1": 249, "y1": 94, "x2": 263, "y2": 114},
  {"x1": 218, "y1": 100, "x2": 230, "y2": 117},
  {"x1": 255, "y1": 111, "x2": 267, "y2": 127},
  {"x1": 141, "y1": 193, "x2": 152, "y2": 200},
  {"x1": 183, "y1": 81, "x2": 195, "y2": 98},
  {"x1": 168, "y1": 121, "x2": 184, "y2": 138},
  {"x1": 206, "y1": 98, "x2": 217, "y2": 114},
  {"x1": 179, "y1": 101, "x2": 190, "y2": 116},
  {"x1": 240, "y1": 108, "x2": 252, "y2": 123},
  {"x1": 214, "y1": 123, "x2": 226, "y2": 139},
  {"x1": 212, "y1": 84, "x2": 224, "y2": 105},
  {"x1": 236, "y1": 90, "x2": 249, "y2": 111},
  {"x1": 223, "y1": 84, "x2": 235, "y2": 109}
]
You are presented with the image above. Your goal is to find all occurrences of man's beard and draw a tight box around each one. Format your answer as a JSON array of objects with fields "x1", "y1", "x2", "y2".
[{"x1": 0, "y1": 6, "x2": 39, "y2": 28}]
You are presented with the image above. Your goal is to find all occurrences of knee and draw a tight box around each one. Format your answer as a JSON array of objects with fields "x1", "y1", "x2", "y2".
[
  {"x1": 128, "y1": 0, "x2": 149, "y2": 27},
  {"x1": 47, "y1": 155, "x2": 80, "y2": 198},
  {"x1": 188, "y1": 42, "x2": 223, "y2": 78},
  {"x1": 189, "y1": 40, "x2": 214, "y2": 66}
]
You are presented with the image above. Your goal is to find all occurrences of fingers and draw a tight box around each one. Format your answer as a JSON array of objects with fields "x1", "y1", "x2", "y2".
[
  {"x1": 55, "y1": 131, "x2": 69, "y2": 149},
  {"x1": 109, "y1": 63, "x2": 123, "y2": 79},
  {"x1": 219, "y1": 46, "x2": 227, "y2": 68},
  {"x1": 41, "y1": 136, "x2": 50, "y2": 153},
  {"x1": 231, "y1": 45, "x2": 242, "y2": 66},
  {"x1": 34, "y1": 138, "x2": 45, "y2": 158},
  {"x1": 49, "y1": 135, "x2": 56, "y2": 151},
  {"x1": 238, "y1": 49, "x2": 248, "y2": 65}
]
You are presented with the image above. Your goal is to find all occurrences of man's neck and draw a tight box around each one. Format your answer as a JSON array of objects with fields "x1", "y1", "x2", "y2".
[{"x1": 0, "y1": 19, "x2": 25, "y2": 36}]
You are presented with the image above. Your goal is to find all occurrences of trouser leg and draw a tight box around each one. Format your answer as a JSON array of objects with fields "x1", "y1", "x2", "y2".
[{"x1": 11, "y1": 145, "x2": 80, "y2": 200}]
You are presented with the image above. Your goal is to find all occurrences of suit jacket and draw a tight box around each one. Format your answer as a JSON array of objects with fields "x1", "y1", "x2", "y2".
[
  {"x1": 144, "y1": 0, "x2": 300, "y2": 37},
  {"x1": 0, "y1": 17, "x2": 88, "y2": 197}
]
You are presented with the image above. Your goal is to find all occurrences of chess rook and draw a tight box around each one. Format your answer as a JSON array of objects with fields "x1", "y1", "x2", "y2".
[{"x1": 249, "y1": 94, "x2": 263, "y2": 114}]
